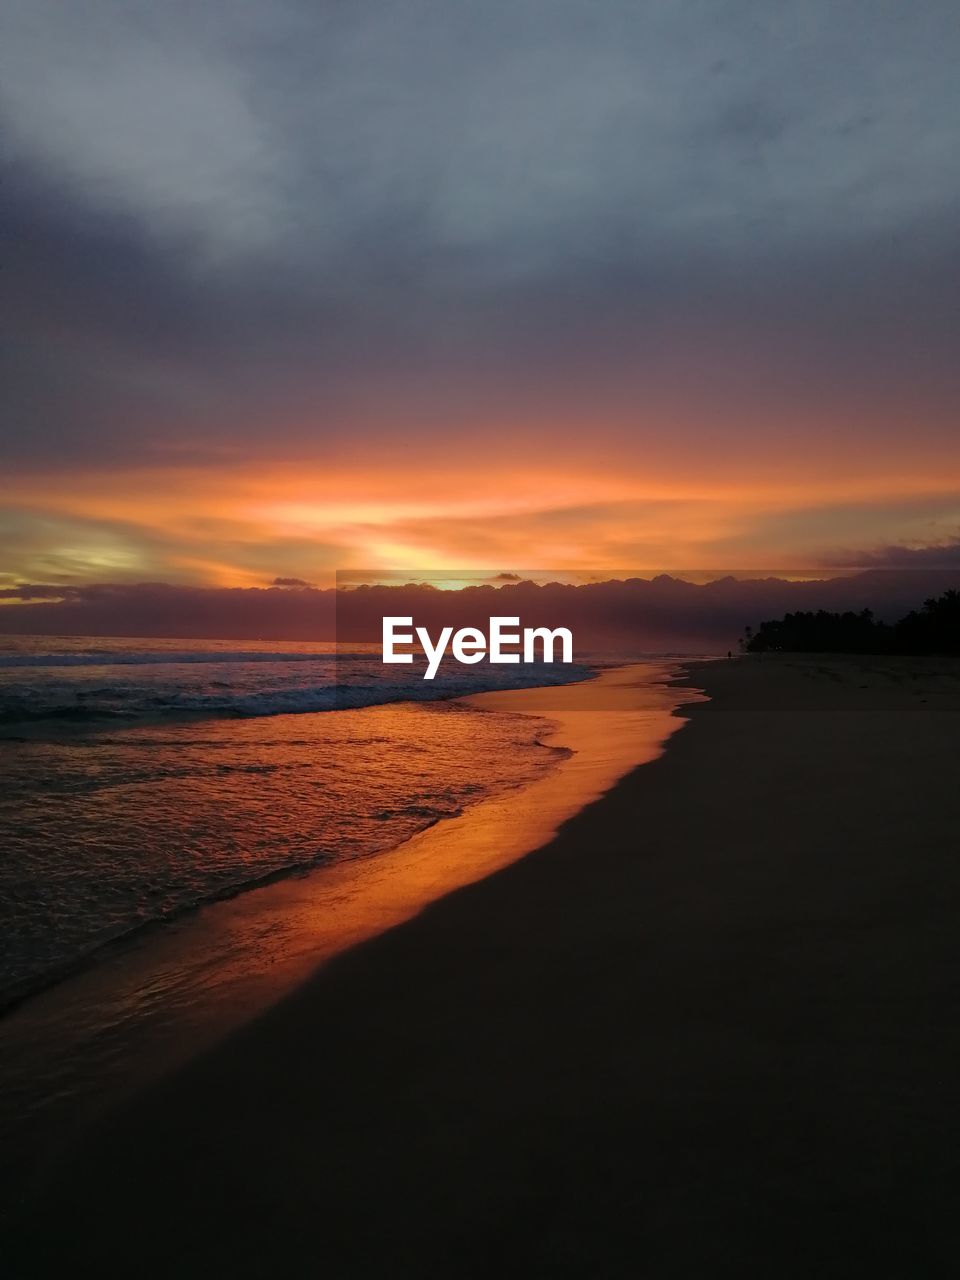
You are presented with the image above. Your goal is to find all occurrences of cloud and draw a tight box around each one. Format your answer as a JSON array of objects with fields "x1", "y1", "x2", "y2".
[
  {"x1": 0, "y1": 1, "x2": 287, "y2": 256},
  {"x1": 4, "y1": 2, "x2": 958, "y2": 268},
  {"x1": 3, "y1": 466, "x2": 960, "y2": 592},
  {"x1": 0, "y1": 1, "x2": 958, "y2": 579},
  {"x1": 0, "y1": 584, "x2": 71, "y2": 600},
  {"x1": 4, "y1": 571, "x2": 960, "y2": 646},
  {"x1": 0, "y1": 581, "x2": 336, "y2": 640},
  {"x1": 825, "y1": 534, "x2": 960, "y2": 569}
]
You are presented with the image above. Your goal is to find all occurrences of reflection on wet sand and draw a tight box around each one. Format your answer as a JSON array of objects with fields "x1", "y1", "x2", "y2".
[{"x1": 0, "y1": 661, "x2": 701, "y2": 1207}]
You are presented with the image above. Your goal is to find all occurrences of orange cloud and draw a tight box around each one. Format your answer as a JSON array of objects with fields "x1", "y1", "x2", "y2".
[{"x1": 3, "y1": 438, "x2": 960, "y2": 589}]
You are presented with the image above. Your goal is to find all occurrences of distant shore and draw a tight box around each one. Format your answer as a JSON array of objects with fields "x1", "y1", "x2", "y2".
[{"x1": 10, "y1": 654, "x2": 960, "y2": 1276}]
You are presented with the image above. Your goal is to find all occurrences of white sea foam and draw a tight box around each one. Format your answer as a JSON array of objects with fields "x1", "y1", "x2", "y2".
[{"x1": 0, "y1": 639, "x2": 591, "y2": 727}]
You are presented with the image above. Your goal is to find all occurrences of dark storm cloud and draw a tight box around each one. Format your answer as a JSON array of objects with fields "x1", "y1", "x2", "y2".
[{"x1": 2, "y1": 0, "x2": 959, "y2": 468}]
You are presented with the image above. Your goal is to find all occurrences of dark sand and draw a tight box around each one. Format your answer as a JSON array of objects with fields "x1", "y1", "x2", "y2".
[{"x1": 9, "y1": 656, "x2": 960, "y2": 1277}]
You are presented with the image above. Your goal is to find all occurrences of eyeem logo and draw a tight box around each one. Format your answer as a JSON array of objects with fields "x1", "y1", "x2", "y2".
[{"x1": 383, "y1": 616, "x2": 574, "y2": 680}]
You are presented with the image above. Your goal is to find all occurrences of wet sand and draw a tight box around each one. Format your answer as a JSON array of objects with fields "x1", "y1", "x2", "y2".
[
  {"x1": 9, "y1": 655, "x2": 960, "y2": 1277},
  {"x1": 1, "y1": 662, "x2": 694, "y2": 1215}
]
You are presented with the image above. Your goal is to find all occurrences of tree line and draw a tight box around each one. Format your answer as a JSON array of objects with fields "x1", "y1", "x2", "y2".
[{"x1": 743, "y1": 589, "x2": 960, "y2": 655}]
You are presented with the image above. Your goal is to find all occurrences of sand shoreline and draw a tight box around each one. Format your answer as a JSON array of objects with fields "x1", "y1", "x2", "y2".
[
  {"x1": 1, "y1": 660, "x2": 696, "y2": 1219},
  {"x1": 10, "y1": 654, "x2": 960, "y2": 1276}
]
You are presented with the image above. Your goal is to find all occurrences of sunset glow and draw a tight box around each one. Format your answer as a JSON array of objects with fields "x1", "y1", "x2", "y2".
[
  {"x1": 5, "y1": 455, "x2": 960, "y2": 594},
  {"x1": 2, "y1": 0, "x2": 959, "y2": 618}
]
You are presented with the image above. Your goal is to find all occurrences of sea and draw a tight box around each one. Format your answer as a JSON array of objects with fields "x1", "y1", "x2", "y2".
[{"x1": 0, "y1": 635, "x2": 593, "y2": 1006}]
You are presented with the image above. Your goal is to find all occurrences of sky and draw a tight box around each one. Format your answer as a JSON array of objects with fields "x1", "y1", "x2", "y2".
[{"x1": 2, "y1": 0, "x2": 960, "y2": 610}]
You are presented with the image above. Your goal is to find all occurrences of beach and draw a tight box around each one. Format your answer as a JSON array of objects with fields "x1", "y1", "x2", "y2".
[
  {"x1": 9, "y1": 653, "x2": 960, "y2": 1276},
  {"x1": 0, "y1": 660, "x2": 693, "y2": 1215}
]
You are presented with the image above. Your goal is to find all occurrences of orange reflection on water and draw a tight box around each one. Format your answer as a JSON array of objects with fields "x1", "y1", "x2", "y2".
[
  {"x1": 0, "y1": 662, "x2": 704, "y2": 1184},
  {"x1": 290, "y1": 662, "x2": 706, "y2": 957}
]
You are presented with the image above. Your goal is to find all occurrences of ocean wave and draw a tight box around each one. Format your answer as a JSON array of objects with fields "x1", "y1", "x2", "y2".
[
  {"x1": 0, "y1": 689, "x2": 338, "y2": 725},
  {"x1": 0, "y1": 664, "x2": 594, "y2": 727},
  {"x1": 0, "y1": 704, "x2": 135, "y2": 725},
  {"x1": 0, "y1": 693, "x2": 570, "y2": 1006},
  {"x1": 0, "y1": 650, "x2": 334, "y2": 669}
]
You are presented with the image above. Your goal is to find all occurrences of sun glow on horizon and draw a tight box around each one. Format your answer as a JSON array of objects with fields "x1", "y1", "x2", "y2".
[{"x1": 3, "y1": 454, "x2": 960, "y2": 593}]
